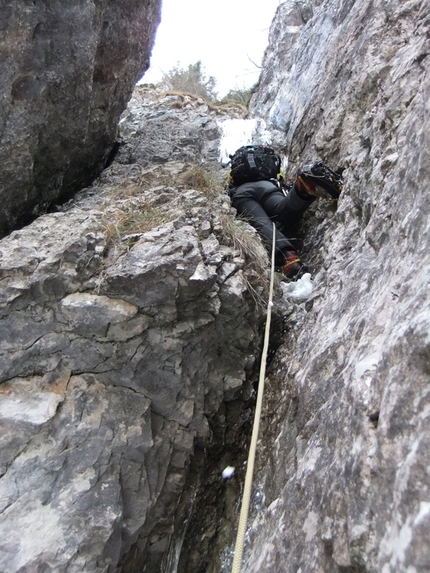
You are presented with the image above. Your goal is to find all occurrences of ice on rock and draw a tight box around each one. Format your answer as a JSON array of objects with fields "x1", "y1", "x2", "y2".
[{"x1": 217, "y1": 118, "x2": 272, "y2": 164}]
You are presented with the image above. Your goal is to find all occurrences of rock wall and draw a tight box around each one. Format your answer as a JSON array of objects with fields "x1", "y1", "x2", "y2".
[
  {"x1": 0, "y1": 84, "x2": 273, "y2": 571},
  {"x1": 116, "y1": 86, "x2": 241, "y2": 168},
  {"x1": 0, "y1": 0, "x2": 161, "y2": 236},
  {"x1": 1, "y1": 0, "x2": 429, "y2": 571},
  {"x1": 234, "y1": 0, "x2": 430, "y2": 571}
]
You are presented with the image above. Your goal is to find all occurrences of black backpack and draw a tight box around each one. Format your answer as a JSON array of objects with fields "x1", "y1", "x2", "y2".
[{"x1": 229, "y1": 145, "x2": 281, "y2": 187}]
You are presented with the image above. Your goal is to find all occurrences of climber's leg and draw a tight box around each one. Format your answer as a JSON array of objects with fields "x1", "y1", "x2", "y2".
[
  {"x1": 232, "y1": 195, "x2": 295, "y2": 265},
  {"x1": 262, "y1": 182, "x2": 315, "y2": 228},
  {"x1": 232, "y1": 180, "x2": 310, "y2": 279}
]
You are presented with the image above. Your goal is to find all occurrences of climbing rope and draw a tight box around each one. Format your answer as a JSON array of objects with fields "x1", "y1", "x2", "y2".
[{"x1": 231, "y1": 223, "x2": 276, "y2": 573}]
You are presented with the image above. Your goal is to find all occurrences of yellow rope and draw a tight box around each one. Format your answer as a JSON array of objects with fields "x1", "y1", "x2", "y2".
[{"x1": 231, "y1": 223, "x2": 276, "y2": 573}]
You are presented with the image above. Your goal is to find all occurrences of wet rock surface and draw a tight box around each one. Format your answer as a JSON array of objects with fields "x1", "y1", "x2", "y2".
[{"x1": 0, "y1": 0, "x2": 161, "y2": 236}]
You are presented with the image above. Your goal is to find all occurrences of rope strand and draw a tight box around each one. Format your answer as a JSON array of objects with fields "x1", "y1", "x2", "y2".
[{"x1": 231, "y1": 223, "x2": 276, "y2": 573}]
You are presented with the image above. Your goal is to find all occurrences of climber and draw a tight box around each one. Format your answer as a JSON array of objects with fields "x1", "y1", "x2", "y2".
[{"x1": 227, "y1": 145, "x2": 343, "y2": 279}]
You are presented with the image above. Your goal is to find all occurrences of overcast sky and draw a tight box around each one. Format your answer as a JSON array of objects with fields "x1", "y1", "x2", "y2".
[{"x1": 141, "y1": 0, "x2": 282, "y2": 97}]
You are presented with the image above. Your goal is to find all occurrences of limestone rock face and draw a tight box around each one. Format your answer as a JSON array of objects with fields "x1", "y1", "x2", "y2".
[
  {"x1": 234, "y1": 0, "x2": 430, "y2": 572},
  {"x1": 116, "y1": 87, "x2": 226, "y2": 168},
  {"x1": 0, "y1": 0, "x2": 161, "y2": 236},
  {"x1": 2, "y1": 0, "x2": 429, "y2": 570},
  {"x1": 115, "y1": 85, "x2": 251, "y2": 176},
  {"x1": 0, "y1": 144, "x2": 267, "y2": 571},
  {"x1": 0, "y1": 80, "x2": 269, "y2": 571}
]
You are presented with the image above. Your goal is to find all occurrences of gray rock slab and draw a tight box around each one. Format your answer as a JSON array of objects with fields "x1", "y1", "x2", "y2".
[
  {"x1": 0, "y1": 145, "x2": 266, "y2": 571},
  {"x1": 0, "y1": 0, "x2": 162, "y2": 235},
  {"x1": 235, "y1": 0, "x2": 430, "y2": 572}
]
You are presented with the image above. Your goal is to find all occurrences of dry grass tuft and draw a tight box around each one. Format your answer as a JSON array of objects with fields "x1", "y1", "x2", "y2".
[
  {"x1": 219, "y1": 213, "x2": 270, "y2": 305},
  {"x1": 207, "y1": 101, "x2": 248, "y2": 118},
  {"x1": 178, "y1": 165, "x2": 224, "y2": 199},
  {"x1": 102, "y1": 203, "x2": 170, "y2": 254},
  {"x1": 108, "y1": 182, "x2": 145, "y2": 201},
  {"x1": 160, "y1": 90, "x2": 248, "y2": 118}
]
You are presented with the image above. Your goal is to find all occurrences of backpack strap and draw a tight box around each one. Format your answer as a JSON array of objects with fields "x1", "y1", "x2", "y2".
[{"x1": 246, "y1": 148, "x2": 257, "y2": 170}]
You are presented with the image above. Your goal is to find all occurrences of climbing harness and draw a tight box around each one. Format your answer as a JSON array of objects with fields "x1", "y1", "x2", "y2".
[{"x1": 231, "y1": 223, "x2": 276, "y2": 573}]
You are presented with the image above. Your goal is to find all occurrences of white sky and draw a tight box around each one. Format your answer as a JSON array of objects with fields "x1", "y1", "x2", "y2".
[{"x1": 141, "y1": 0, "x2": 282, "y2": 97}]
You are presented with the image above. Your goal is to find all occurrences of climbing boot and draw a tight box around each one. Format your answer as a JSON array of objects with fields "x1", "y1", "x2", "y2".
[
  {"x1": 297, "y1": 161, "x2": 343, "y2": 199},
  {"x1": 281, "y1": 251, "x2": 304, "y2": 280}
]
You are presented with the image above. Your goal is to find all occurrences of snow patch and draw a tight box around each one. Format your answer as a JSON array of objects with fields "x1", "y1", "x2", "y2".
[
  {"x1": 222, "y1": 466, "x2": 235, "y2": 479},
  {"x1": 280, "y1": 273, "x2": 313, "y2": 301}
]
